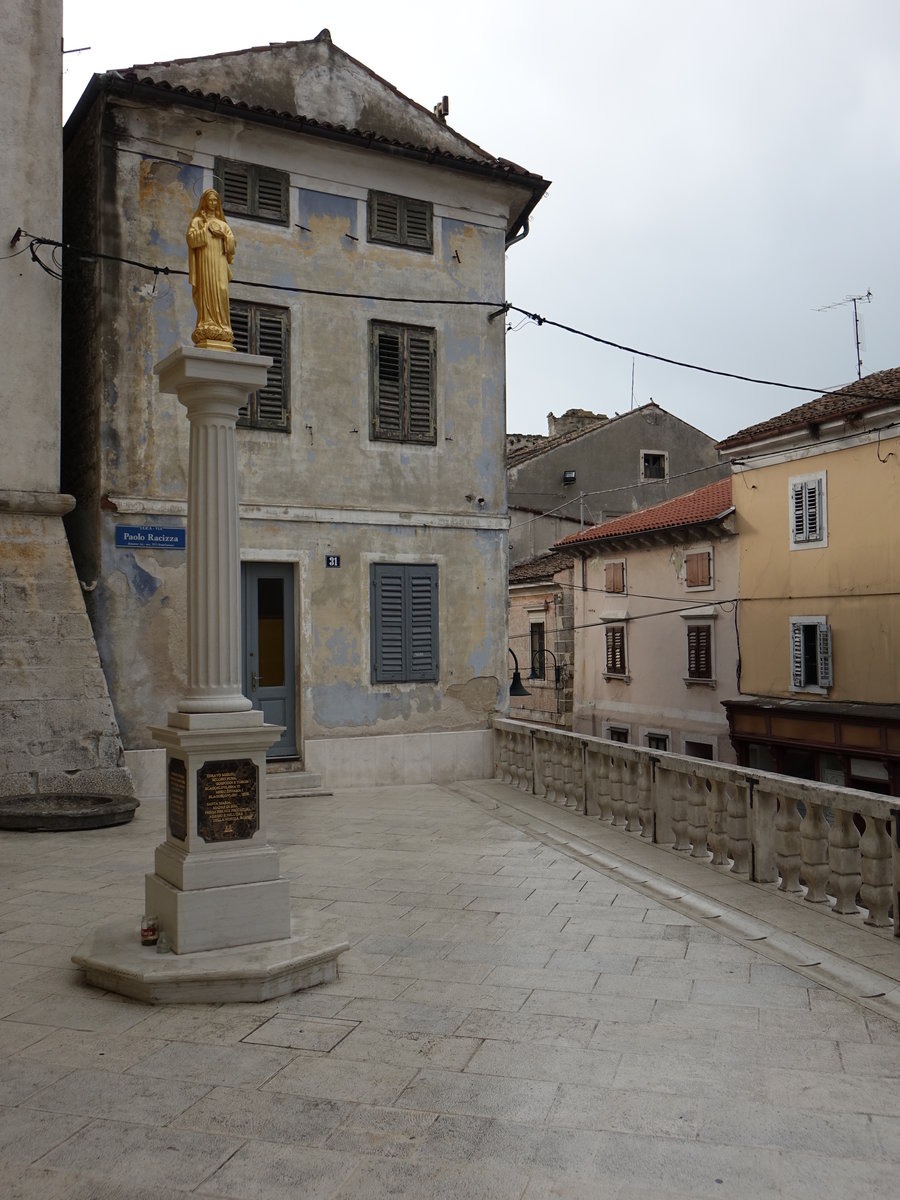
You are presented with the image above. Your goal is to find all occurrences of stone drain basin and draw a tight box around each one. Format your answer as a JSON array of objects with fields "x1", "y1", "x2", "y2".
[{"x1": 0, "y1": 794, "x2": 139, "y2": 832}]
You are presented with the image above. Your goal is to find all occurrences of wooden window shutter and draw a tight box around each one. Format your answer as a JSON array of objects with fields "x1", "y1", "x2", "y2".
[
  {"x1": 408, "y1": 566, "x2": 439, "y2": 680},
  {"x1": 406, "y1": 332, "x2": 436, "y2": 443},
  {"x1": 373, "y1": 328, "x2": 403, "y2": 439},
  {"x1": 218, "y1": 160, "x2": 251, "y2": 214},
  {"x1": 687, "y1": 625, "x2": 712, "y2": 679},
  {"x1": 230, "y1": 303, "x2": 252, "y2": 422},
  {"x1": 605, "y1": 562, "x2": 624, "y2": 593},
  {"x1": 685, "y1": 551, "x2": 711, "y2": 588},
  {"x1": 403, "y1": 198, "x2": 433, "y2": 249},
  {"x1": 230, "y1": 301, "x2": 290, "y2": 429},
  {"x1": 790, "y1": 621, "x2": 804, "y2": 687},
  {"x1": 816, "y1": 623, "x2": 833, "y2": 687},
  {"x1": 372, "y1": 564, "x2": 405, "y2": 682},
  {"x1": 370, "y1": 193, "x2": 401, "y2": 244},
  {"x1": 605, "y1": 626, "x2": 625, "y2": 674},
  {"x1": 371, "y1": 563, "x2": 438, "y2": 683},
  {"x1": 257, "y1": 167, "x2": 289, "y2": 223},
  {"x1": 256, "y1": 310, "x2": 289, "y2": 428}
]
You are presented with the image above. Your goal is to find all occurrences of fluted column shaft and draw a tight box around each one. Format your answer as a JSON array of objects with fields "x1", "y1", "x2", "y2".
[{"x1": 154, "y1": 348, "x2": 272, "y2": 715}]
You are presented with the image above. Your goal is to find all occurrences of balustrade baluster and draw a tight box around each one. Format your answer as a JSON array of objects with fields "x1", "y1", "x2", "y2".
[
  {"x1": 829, "y1": 809, "x2": 861, "y2": 915},
  {"x1": 860, "y1": 815, "x2": 892, "y2": 927},
  {"x1": 562, "y1": 742, "x2": 577, "y2": 809},
  {"x1": 727, "y1": 784, "x2": 750, "y2": 875},
  {"x1": 672, "y1": 772, "x2": 690, "y2": 851},
  {"x1": 708, "y1": 779, "x2": 728, "y2": 865},
  {"x1": 688, "y1": 775, "x2": 710, "y2": 858},
  {"x1": 610, "y1": 757, "x2": 627, "y2": 826},
  {"x1": 584, "y1": 750, "x2": 599, "y2": 817},
  {"x1": 637, "y1": 759, "x2": 653, "y2": 839},
  {"x1": 752, "y1": 789, "x2": 778, "y2": 883},
  {"x1": 596, "y1": 755, "x2": 613, "y2": 822},
  {"x1": 800, "y1": 801, "x2": 830, "y2": 903},
  {"x1": 624, "y1": 759, "x2": 641, "y2": 832},
  {"x1": 775, "y1": 795, "x2": 802, "y2": 892}
]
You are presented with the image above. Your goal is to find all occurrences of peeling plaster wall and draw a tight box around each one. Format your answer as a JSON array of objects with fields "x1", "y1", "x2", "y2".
[{"x1": 63, "y1": 86, "x2": 520, "y2": 753}]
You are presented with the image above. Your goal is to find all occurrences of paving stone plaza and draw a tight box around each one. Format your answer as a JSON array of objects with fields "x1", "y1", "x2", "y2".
[{"x1": 2, "y1": 779, "x2": 900, "y2": 1199}]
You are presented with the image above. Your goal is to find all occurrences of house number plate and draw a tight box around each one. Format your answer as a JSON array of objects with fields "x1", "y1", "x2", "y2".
[{"x1": 325, "y1": 555, "x2": 341, "y2": 568}]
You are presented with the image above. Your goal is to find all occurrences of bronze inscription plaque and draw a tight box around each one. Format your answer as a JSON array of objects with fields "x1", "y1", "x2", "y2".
[
  {"x1": 197, "y1": 759, "x2": 258, "y2": 843},
  {"x1": 167, "y1": 758, "x2": 187, "y2": 842}
]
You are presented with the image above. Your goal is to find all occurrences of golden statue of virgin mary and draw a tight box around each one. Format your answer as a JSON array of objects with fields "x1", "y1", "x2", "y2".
[{"x1": 186, "y1": 189, "x2": 236, "y2": 350}]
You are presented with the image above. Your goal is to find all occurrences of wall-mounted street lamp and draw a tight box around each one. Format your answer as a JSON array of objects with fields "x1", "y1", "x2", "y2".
[
  {"x1": 529, "y1": 647, "x2": 562, "y2": 688},
  {"x1": 508, "y1": 647, "x2": 531, "y2": 698}
]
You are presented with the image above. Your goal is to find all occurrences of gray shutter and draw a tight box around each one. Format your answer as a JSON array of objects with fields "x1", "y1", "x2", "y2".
[
  {"x1": 406, "y1": 332, "x2": 436, "y2": 443},
  {"x1": 373, "y1": 328, "x2": 403, "y2": 439},
  {"x1": 256, "y1": 310, "x2": 289, "y2": 428},
  {"x1": 230, "y1": 303, "x2": 252, "y2": 422},
  {"x1": 816, "y1": 623, "x2": 833, "y2": 687},
  {"x1": 372, "y1": 564, "x2": 405, "y2": 682},
  {"x1": 790, "y1": 621, "x2": 804, "y2": 687},
  {"x1": 218, "y1": 160, "x2": 251, "y2": 215},
  {"x1": 370, "y1": 193, "x2": 401, "y2": 244},
  {"x1": 403, "y1": 198, "x2": 433, "y2": 250},
  {"x1": 257, "y1": 168, "x2": 289, "y2": 223},
  {"x1": 407, "y1": 566, "x2": 438, "y2": 680}
]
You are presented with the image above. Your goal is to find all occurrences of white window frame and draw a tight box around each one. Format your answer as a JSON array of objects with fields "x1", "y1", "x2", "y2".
[
  {"x1": 789, "y1": 470, "x2": 828, "y2": 550},
  {"x1": 684, "y1": 545, "x2": 714, "y2": 591},
  {"x1": 682, "y1": 735, "x2": 717, "y2": 760},
  {"x1": 640, "y1": 449, "x2": 668, "y2": 482},
  {"x1": 789, "y1": 615, "x2": 833, "y2": 694}
]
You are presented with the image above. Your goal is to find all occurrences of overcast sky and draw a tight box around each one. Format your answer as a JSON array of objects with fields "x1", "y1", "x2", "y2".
[{"x1": 63, "y1": 0, "x2": 900, "y2": 442}]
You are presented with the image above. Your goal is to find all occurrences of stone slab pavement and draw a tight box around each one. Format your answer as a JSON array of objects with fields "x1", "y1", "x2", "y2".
[{"x1": 1, "y1": 779, "x2": 900, "y2": 1199}]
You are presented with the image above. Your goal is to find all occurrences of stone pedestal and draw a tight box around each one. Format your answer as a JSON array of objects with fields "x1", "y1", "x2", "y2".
[{"x1": 73, "y1": 347, "x2": 347, "y2": 1000}]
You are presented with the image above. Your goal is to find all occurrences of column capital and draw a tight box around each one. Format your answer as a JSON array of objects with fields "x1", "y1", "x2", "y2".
[{"x1": 155, "y1": 346, "x2": 272, "y2": 396}]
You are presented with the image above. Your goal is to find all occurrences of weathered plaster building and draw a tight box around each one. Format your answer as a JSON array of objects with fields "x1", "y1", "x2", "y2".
[
  {"x1": 556, "y1": 477, "x2": 739, "y2": 760},
  {"x1": 508, "y1": 552, "x2": 575, "y2": 729},
  {"x1": 507, "y1": 403, "x2": 727, "y2": 565},
  {"x1": 718, "y1": 371, "x2": 900, "y2": 793},
  {"x1": 0, "y1": 0, "x2": 131, "y2": 799},
  {"x1": 62, "y1": 32, "x2": 547, "y2": 787}
]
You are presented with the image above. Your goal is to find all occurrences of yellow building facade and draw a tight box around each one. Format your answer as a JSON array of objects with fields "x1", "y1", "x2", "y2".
[{"x1": 719, "y1": 370, "x2": 900, "y2": 794}]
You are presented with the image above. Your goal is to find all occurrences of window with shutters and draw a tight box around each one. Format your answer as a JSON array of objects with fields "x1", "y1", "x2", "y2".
[
  {"x1": 789, "y1": 616, "x2": 833, "y2": 693},
  {"x1": 685, "y1": 623, "x2": 714, "y2": 682},
  {"x1": 789, "y1": 470, "x2": 827, "y2": 548},
  {"x1": 607, "y1": 725, "x2": 630, "y2": 743},
  {"x1": 604, "y1": 560, "x2": 626, "y2": 594},
  {"x1": 230, "y1": 301, "x2": 290, "y2": 430},
  {"x1": 646, "y1": 732, "x2": 669, "y2": 752},
  {"x1": 604, "y1": 624, "x2": 628, "y2": 678},
  {"x1": 371, "y1": 563, "x2": 439, "y2": 683},
  {"x1": 684, "y1": 548, "x2": 713, "y2": 590},
  {"x1": 370, "y1": 322, "x2": 436, "y2": 445},
  {"x1": 214, "y1": 158, "x2": 289, "y2": 225},
  {"x1": 368, "y1": 191, "x2": 433, "y2": 251}
]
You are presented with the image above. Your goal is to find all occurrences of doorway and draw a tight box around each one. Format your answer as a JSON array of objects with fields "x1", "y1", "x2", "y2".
[{"x1": 241, "y1": 563, "x2": 297, "y2": 759}]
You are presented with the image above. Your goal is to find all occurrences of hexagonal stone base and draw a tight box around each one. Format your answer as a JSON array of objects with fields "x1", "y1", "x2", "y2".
[{"x1": 72, "y1": 916, "x2": 348, "y2": 1004}]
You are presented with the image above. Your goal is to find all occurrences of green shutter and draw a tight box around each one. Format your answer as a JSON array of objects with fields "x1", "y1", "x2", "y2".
[
  {"x1": 371, "y1": 563, "x2": 438, "y2": 683},
  {"x1": 373, "y1": 329, "x2": 403, "y2": 439},
  {"x1": 256, "y1": 310, "x2": 289, "y2": 429},
  {"x1": 406, "y1": 333, "x2": 436, "y2": 443}
]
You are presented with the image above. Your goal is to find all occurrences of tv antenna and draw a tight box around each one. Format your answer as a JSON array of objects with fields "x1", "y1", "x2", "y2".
[{"x1": 815, "y1": 290, "x2": 872, "y2": 380}]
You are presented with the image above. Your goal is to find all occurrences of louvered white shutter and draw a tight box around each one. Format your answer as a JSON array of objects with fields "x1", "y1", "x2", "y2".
[
  {"x1": 790, "y1": 621, "x2": 804, "y2": 687},
  {"x1": 816, "y1": 623, "x2": 833, "y2": 687}
]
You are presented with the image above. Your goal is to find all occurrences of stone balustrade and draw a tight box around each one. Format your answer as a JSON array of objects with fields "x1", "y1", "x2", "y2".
[{"x1": 494, "y1": 718, "x2": 900, "y2": 936}]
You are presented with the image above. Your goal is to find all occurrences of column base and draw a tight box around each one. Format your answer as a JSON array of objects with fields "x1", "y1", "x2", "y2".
[
  {"x1": 72, "y1": 914, "x2": 349, "y2": 1005},
  {"x1": 145, "y1": 873, "x2": 291, "y2": 954}
]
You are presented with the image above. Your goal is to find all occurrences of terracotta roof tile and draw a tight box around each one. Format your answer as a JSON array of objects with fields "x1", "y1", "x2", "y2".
[
  {"x1": 718, "y1": 367, "x2": 900, "y2": 451},
  {"x1": 555, "y1": 477, "x2": 733, "y2": 546}
]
